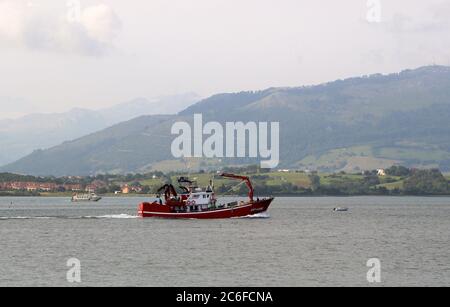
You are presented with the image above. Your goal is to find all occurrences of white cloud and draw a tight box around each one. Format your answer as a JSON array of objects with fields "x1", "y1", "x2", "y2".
[
  {"x1": 0, "y1": 1, "x2": 26, "y2": 40},
  {"x1": 0, "y1": 1, "x2": 122, "y2": 56},
  {"x1": 81, "y1": 4, "x2": 121, "y2": 45}
]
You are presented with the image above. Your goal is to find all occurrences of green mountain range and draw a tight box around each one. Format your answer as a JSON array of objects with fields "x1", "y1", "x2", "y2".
[
  {"x1": 2, "y1": 66, "x2": 450, "y2": 176},
  {"x1": 0, "y1": 93, "x2": 200, "y2": 166}
]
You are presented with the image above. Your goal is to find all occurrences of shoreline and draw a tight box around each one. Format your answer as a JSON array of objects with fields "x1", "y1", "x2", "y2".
[{"x1": 1, "y1": 194, "x2": 449, "y2": 198}]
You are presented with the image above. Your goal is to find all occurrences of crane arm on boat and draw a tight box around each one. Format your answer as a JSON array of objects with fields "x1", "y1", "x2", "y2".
[{"x1": 219, "y1": 173, "x2": 254, "y2": 202}]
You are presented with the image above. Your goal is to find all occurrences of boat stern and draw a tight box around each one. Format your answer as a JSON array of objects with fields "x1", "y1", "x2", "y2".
[{"x1": 138, "y1": 201, "x2": 172, "y2": 217}]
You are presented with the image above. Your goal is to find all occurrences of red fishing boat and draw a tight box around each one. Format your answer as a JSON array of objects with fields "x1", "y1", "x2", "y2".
[{"x1": 138, "y1": 173, "x2": 274, "y2": 219}]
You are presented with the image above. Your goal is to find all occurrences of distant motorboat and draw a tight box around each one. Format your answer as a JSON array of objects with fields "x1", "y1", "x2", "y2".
[
  {"x1": 333, "y1": 207, "x2": 349, "y2": 212},
  {"x1": 71, "y1": 192, "x2": 102, "y2": 202}
]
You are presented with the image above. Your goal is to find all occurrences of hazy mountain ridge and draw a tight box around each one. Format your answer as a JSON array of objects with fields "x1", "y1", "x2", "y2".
[
  {"x1": 0, "y1": 93, "x2": 200, "y2": 166},
  {"x1": 2, "y1": 66, "x2": 450, "y2": 176}
]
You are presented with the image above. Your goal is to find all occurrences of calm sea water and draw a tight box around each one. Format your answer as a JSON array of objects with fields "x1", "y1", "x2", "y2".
[{"x1": 0, "y1": 196, "x2": 449, "y2": 287}]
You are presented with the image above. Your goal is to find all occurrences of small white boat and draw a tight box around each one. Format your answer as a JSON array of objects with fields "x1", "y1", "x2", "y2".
[
  {"x1": 333, "y1": 207, "x2": 349, "y2": 212},
  {"x1": 71, "y1": 192, "x2": 102, "y2": 202}
]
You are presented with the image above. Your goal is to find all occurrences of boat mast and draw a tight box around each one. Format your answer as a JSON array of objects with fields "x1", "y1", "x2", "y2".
[{"x1": 157, "y1": 184, "x2": 178, "y2": 201}]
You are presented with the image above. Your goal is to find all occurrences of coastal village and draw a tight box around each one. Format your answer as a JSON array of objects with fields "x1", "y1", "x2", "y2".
[
  {"x1": 0, "y1": 178, "x2": 145, "y2": 194},
  {"x1": 0, "y1": 166, "x2": 449, "y2": 196}
]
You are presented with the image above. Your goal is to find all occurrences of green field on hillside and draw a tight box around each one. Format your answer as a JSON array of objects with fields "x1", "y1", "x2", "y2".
[{"x1": 137, "y1": 171, "x2": 408, "y2": 193}]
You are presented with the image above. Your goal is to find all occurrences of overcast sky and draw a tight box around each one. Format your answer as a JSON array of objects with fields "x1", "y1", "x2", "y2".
[{"x1": 0, "y1": 0, "x2": 449, "y2": 118}]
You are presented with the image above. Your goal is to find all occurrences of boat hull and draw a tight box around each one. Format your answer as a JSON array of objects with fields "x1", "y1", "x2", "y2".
[
  {"x1": 71, "y1": 197, "x2": 102, "y2": 202},
  {"x1": 71, "y1": 199, "x2": 102, "y2": 202},
  {"x1": 138, "y1": 198, "x2": 273, "y2": 219}
]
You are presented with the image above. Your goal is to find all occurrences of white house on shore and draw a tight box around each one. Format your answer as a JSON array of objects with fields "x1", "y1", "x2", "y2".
[{"x1": 377, "y1": 169, "x2": 386, "y2": 176}]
